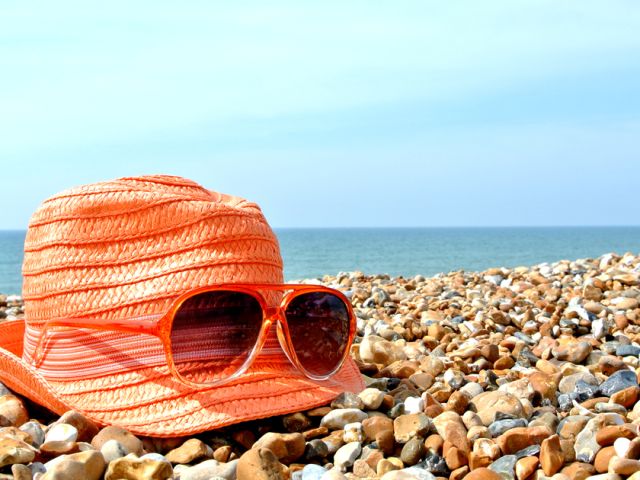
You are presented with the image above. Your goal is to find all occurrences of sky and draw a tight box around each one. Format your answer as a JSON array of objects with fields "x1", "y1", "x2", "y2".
[{"x1": 1, "y1": 1, "x2": 639, "y2": 229}]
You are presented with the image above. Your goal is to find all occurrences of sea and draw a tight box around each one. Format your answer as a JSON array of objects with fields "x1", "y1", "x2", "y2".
[{"x1": 1, "y1": 227, "x2": 639, "y2": 294}]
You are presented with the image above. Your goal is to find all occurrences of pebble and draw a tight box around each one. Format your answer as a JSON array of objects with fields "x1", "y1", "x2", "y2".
[
  {"x1": 0, "y1": 396, "x2": 28, "y2": 427},
  {"x1": 342, "y1": 422, "x2": 364, "y2": 443},
  {"x1": 44, "y1": 423, "x2": 78, "y2": 443},
  {"x1": 104, "y1": 454, "x2": 173, "y2": 480},
  {"x1": 54, "y1": 411, "x2": 99, "y2": 443},
  {"x1": 2, "y1": 253, "x2": 640, "y2": 479},
  {"x1": 237, "y1": 448, "x2": 284, "y2": 480},
  {"x1": 403, "y1": 396, "x2": 424, "y2": 414},
  {"x1": 541, "y1": 434, "x2": 564, "y2": 475},
  {"x1": 179, "y1": 459, "x2": 238, "y2": 480},
  {"x1": 331, "y1": 392, "x2": 364, "y2": 410},
  {"x1": 165, "y1": 438, "x2": 212, "y2": 464},
  {"x1": 400, "y1": 437, "x2": 425, "y2": 466},
  {"x1": 381, "y1": 467, "x2": 436, "y2": 479},
  {"x1": 0, "y1": 437, "x2": 36, "y2": 468},
  {"x1": 463, "y1": 467, "x2": 503, "y2": 479},
  {"x1": 358, "y1": 388, "x2": 385, "y2": 409},
  {"x1": 320, "y1": 409, "x2": 368, "y2": 430},
  {"x1": 488, "y1": 454, "x2": 517, "y2": 478},
  {"x1": 252, "y1": 432, "x2": 305, "y2": 464},
  {"x1": 599, "y1": 370, "x2": 639, "y2": 397},
  {"x1": 616, "y1": 345, "x2": 640, "y2": 357},
  {"x1": 300, "y1": 463, "x2": 327, "y2": 480},
  {"x1": 334, "y1": 442, "x2": 361, "y2": 470},
  {"x1": 470, "y1": 391, "x2": 525, "y2": 426},
  {"x1": 100, "y1": 439, "x2": 129, "y2": 463},
  {"x1": 11, "y1": 463, "x2": 32, "y2": 480},
  {"x1": 19, "y1": 421, "x2": 45, "y2": 448},
  {"x1": 91, "y1": 426, "x2": 144, "y2": 456},
  {"x1": 41, "y1": 450, "x2": 106, "y2": 480},
  {"x1": 393, "y1": 413, "x2": 433, "y2": 443},
  {"x1": 489, "y1": 418, "x2": 528, "y2": 437}
]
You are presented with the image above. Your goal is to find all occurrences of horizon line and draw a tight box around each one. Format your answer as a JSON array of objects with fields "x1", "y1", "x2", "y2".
[{"x1": 2, "y1": 225, "x2": 640, "y2": 232}]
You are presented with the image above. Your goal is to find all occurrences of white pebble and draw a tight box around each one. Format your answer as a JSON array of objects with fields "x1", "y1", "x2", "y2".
[
  {"x1": 20, "y1": 421, "x2": 45, "y2": 448},
  {"x1": 614, "y1": 437, "x2": 631, "y2": 458},
  {"x1": 342, "y1": 422, "x2": 364, "y2": 443},
  {"x1": 44, "y1": 423, "x2": 78, "y2": 443},
  {"x1": 140, "y1": 452, "x2": 169, "y2": 463},
  {"x1": 301, "y1": 463, "x2": 328, "y2": 480},
  {"x1": 358, "y1": 388, "x2": 384, "y2": 410},
  {"x1": 333, "y1": 442, "x2": 361, "y2": 470},
  {"x1": 403, "y1": 396, "x2": 424, "y2": 414},
  {"x1": 100, "y1": 439, "x2": 129, "y2": 463}
]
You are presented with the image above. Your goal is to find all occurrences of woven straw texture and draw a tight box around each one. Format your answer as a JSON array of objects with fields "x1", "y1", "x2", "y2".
[{"x1": 0, "y1": 175, "x2": 364, "y2": 436}]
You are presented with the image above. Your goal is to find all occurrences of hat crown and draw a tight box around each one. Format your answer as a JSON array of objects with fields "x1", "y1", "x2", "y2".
[{"x1": 21, "y1": 175, "x2": 283, "y2": 370}]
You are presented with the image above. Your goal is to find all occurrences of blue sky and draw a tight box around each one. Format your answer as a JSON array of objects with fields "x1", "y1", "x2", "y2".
[{"x1": 1, "y1": 1, "x2": 639, "y2": 228}]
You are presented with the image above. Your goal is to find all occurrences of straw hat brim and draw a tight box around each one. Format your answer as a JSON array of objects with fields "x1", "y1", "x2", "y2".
[{"x1": 0, "y1": 319, "x2": 364, "y2": 437}]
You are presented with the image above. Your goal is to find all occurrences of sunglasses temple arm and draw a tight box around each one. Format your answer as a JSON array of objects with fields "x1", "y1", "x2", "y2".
[{"x1": 31, "y1": 314, "x2": 163, "y2": 367}]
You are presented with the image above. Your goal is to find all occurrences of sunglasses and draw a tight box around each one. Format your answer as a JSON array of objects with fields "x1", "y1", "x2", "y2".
[{"x1": 32, "y1": 284, "x2": 357, "y2": 388}]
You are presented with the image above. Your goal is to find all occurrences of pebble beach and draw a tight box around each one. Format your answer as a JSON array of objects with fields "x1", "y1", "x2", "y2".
[{"x1": 2, "y1": 252, "x2": 640, "y2": 480}]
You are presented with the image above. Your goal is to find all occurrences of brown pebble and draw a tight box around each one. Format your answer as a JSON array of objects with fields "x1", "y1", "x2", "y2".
[
  {"x1": 0, "y1": 427, "x2": 31, "y2": 445},
  {"x1": 362, "y1": 416, "x2": 393, "y2": 442},
  {"x1": 463, "y1": 467, "x2": 503, "y2": 480},
  {"x1": 610, "y1": 457, "x2": 640, "y2": 476},
  {"x1": 302, "y1": 426, "x2": 328, "y2": 440},
  {"x1": 496, "y1": 426, "x2": 552, "y2": 455},
  {"x1": 11, "y1": 464, "x2": 31, "y2": 480},
  {"x1": 165, "y1": 438, "x2": 212, "y2": 464},
  {"x1": 515, "y1": 455, "x2": 538, "y2": 480},
  {"x1": 306, "y1": 407, "x2": 331, "y2": 417},
  {"x1": 55, "y1": 411, "x2": 100, "y2": 443},
  {"x1": 468, "y1": 451, "x2": 492, "y2": 470},
  {"x1": 252, "y1": 432, "x2": 305, "y2": 464},
  {"x1": 376, "y1": 457, "x2": 402, "y2": 476},
  {"x1": 0, "y1": 438, "x2": 36, "y2": 468},
  {"x1": 376, "y1": 430, "x2": 395, "y2": 455},
  {"x1": 594, "y1": 445, "x2": 616, "y2": 473},
  {"x1": 596, "y1": 424, "x2": 637, "y2": 446},
  {"x1": 424, "y1": 434, "x2": 444, "y2": 454},
  {"x1": 393, "y1": 413, "x2": 432, "y2": 443},
  {"x1": 91, "y1": 426, "x2": 143, "y2": 456},
  {"x1": 450, "y1": 465, "x2": 470, "y2": 480},
  {"x1": 104, "y1": 455, "x2": 172, "y2": 480},
  {"x1": 560, "y1": 462, "x2": 595, "y2": 480},
  {"x1": 353, "y1": 458, "x2": 377, "y2": 477},
  {"x1": 446, "y1": 391, "x2": 469, "y2": 415},
  {"x1": 213, "y1": 445, "x2": 232, "y2": 463},
  {"x1": 610, "y1": 386, "x2": 640, "y2": 408},
  {"x1": 37, "y1": 441, "x2": 81, "y2": 461},
  {"x1": 237, "y1": 447, "x2": 284, "y2": 480},
  {"x1": 0, "y1": 396, "x2": 28, "y2": 428},
  {"x1": 282, "y1": 412, "x2": 311, "y2": 433},
  {"x1": 400, "y1": 437, "x2": 425, "y2": 466},
  {"x1": 232, "y1": 429, "x2": 256, "y2": 449},
  {"x1": 627, "y1": 437, "x2": 640, "y2": 460},
  {"x1": 540, "y1": 434, "x2": 564, "y2": 476},
  {"x1": 494, "y1": 355, "x2": 515, "y2": 370},
  {"x1": 42, "y1": 450, "x2": 105, "y2": 480},
  {"x1": 444, "y1": 445, "x2": 467, "y2": 470}
]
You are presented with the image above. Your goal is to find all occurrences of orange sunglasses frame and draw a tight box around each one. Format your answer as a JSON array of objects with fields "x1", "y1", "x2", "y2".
[{"x1": 33, "y1": 283, "x2": 357, "y2": 389}]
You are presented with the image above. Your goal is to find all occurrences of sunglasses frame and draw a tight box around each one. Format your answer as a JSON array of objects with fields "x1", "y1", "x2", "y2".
[{"x1": 32, "y1": 283, "x2": 357, "y2": 389}]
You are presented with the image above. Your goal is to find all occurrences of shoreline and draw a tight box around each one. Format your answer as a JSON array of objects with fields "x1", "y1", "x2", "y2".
[{"x1": 1, "y1": 251, "x2": 640, "y2": 478}]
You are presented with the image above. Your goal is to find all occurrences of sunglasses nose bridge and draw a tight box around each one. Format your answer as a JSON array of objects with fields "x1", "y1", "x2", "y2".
[{"x1": 264, "y1": 306, "x2": 283, "y2": 322}]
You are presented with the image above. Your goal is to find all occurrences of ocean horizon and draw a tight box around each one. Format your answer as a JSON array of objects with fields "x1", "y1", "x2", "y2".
[{"x1": 1, "y1": 226, "x2": 639, "y2": 294}]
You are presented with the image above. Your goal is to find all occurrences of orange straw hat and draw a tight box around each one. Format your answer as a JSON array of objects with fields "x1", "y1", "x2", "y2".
[{"x1": 0, "y1": 175, "x2": 363, "y2": 436}]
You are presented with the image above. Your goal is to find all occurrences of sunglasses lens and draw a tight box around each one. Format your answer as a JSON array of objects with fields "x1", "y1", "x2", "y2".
[
  {"x1": 285, "y1": 291, "x2": 351, "y2": 377},
  {"x1": 169, "y1": 291, "x2": 263, "y2": 384}
]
